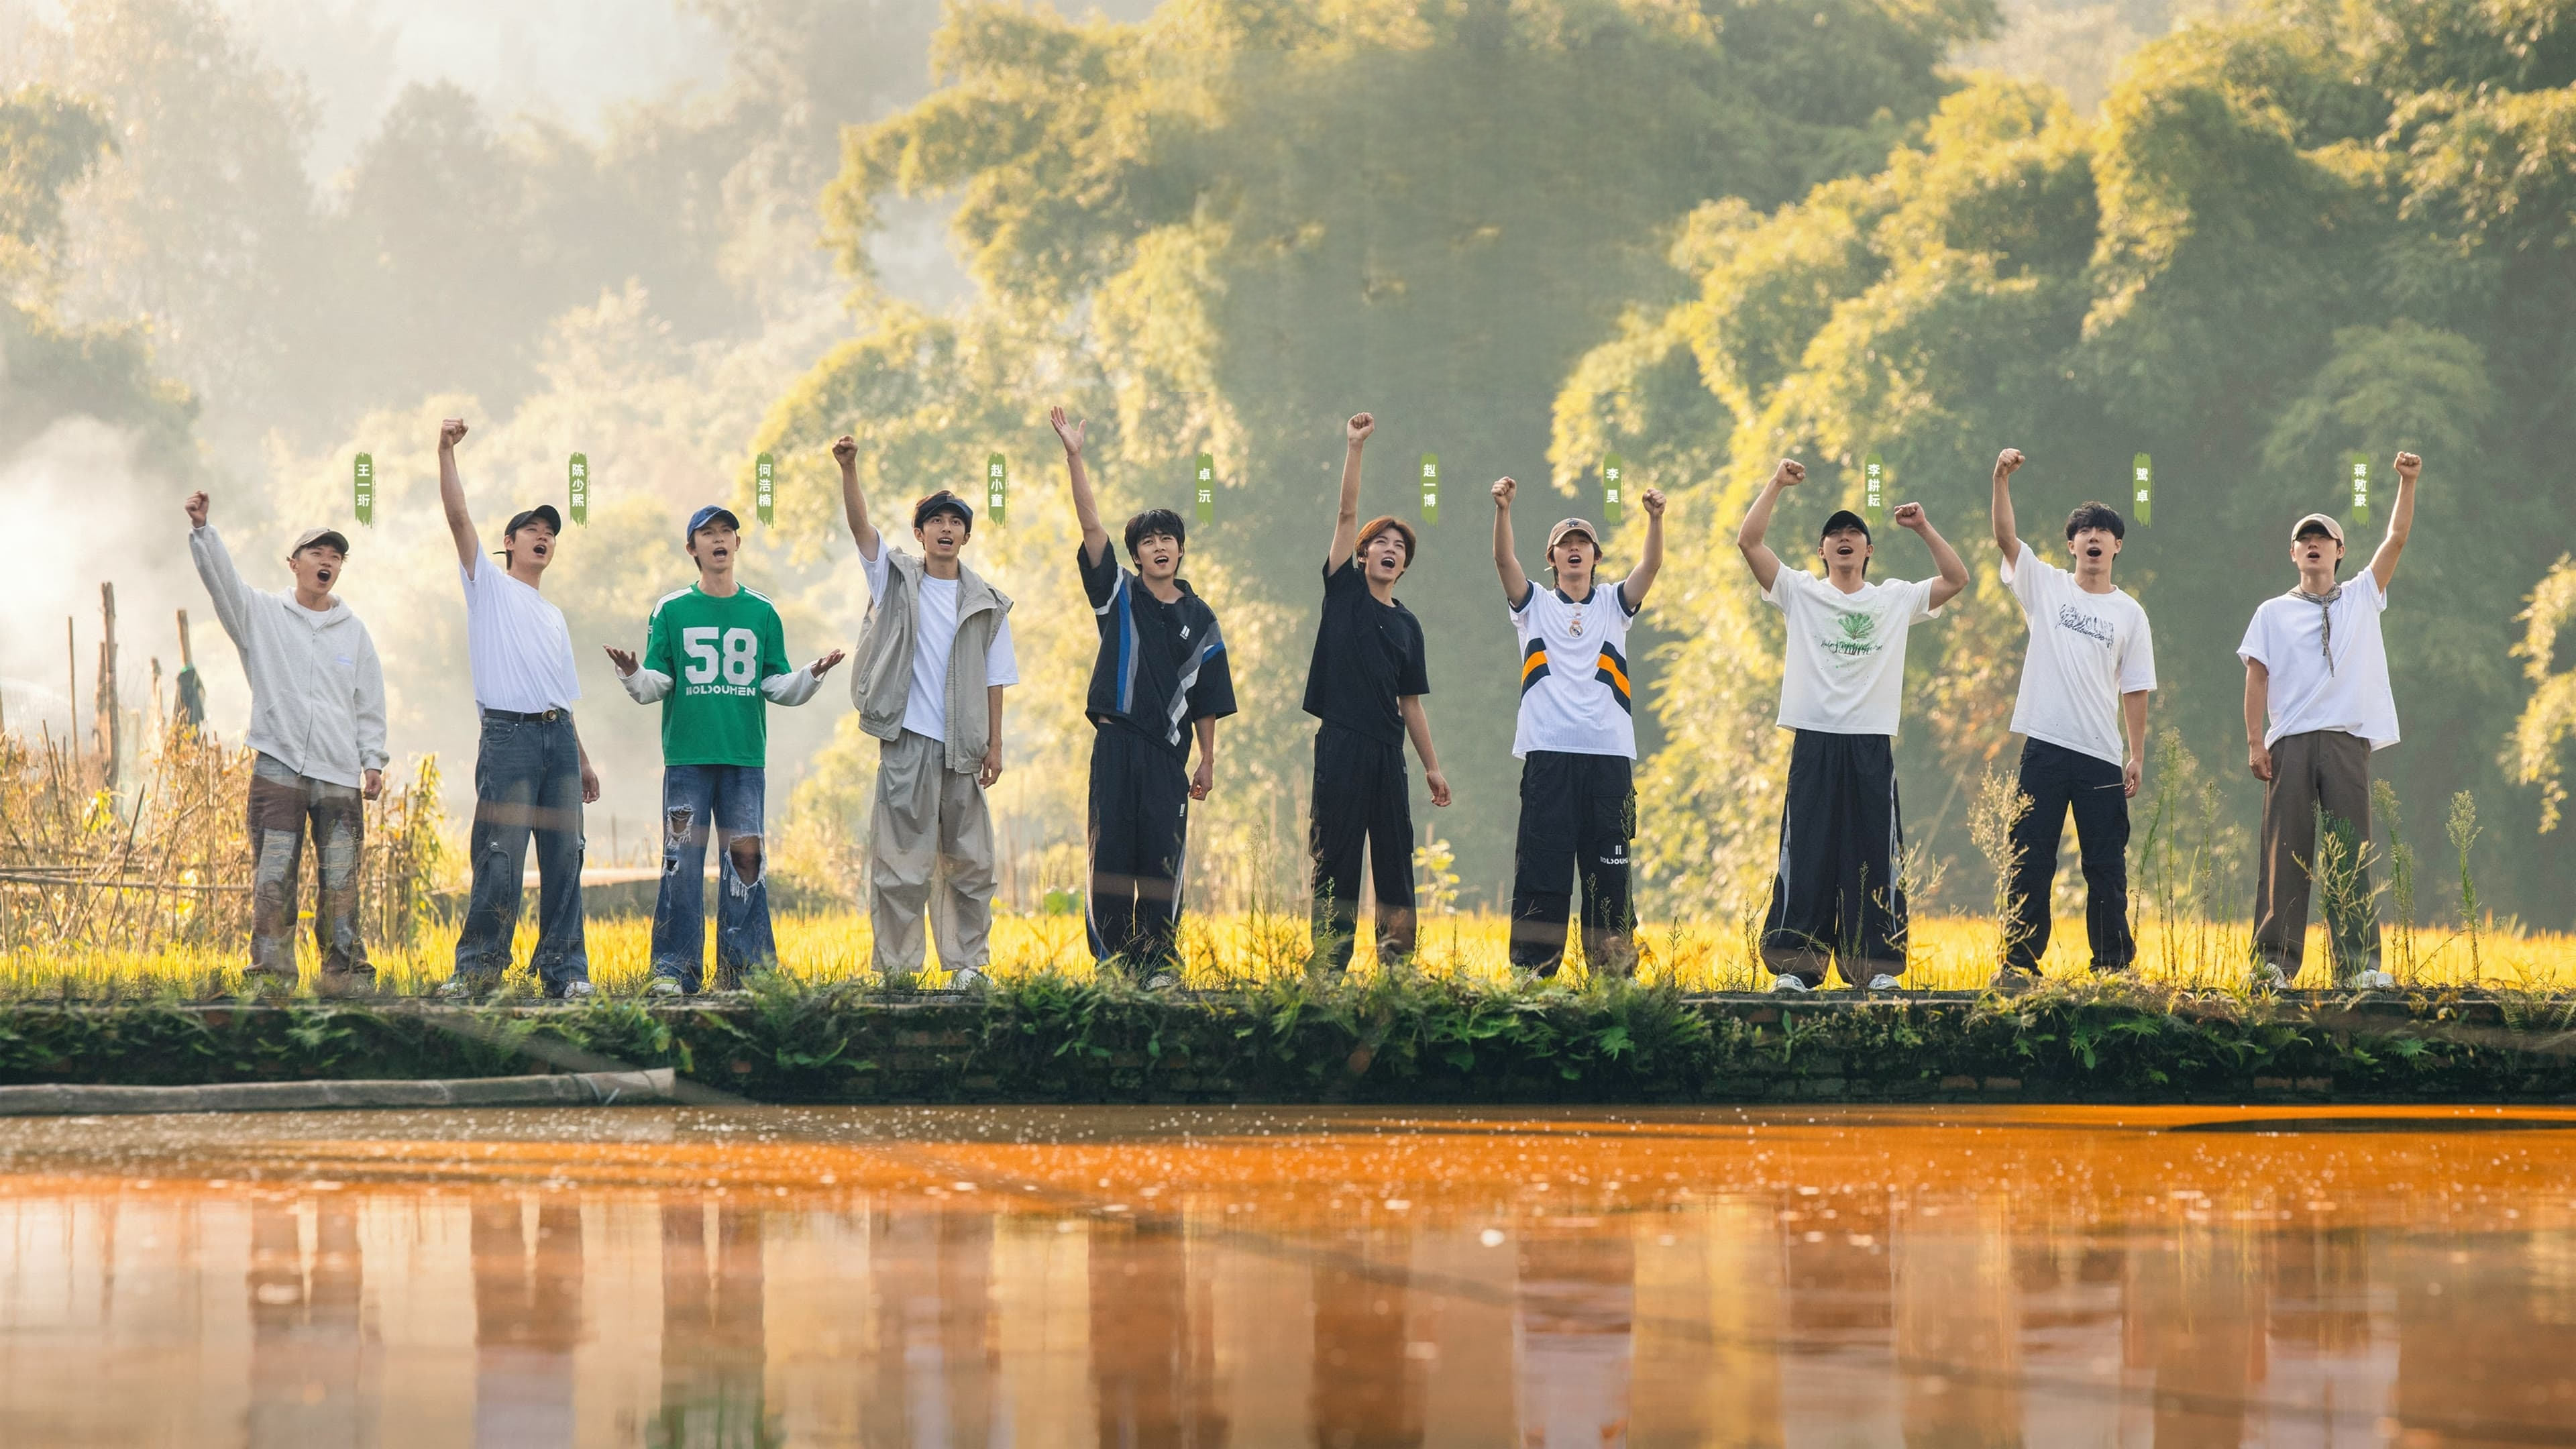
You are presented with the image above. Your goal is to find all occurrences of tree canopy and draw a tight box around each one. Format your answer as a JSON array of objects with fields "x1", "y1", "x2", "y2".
[{"x1": 1556, "y1": 0, "x2": 2576, "y2": 915}]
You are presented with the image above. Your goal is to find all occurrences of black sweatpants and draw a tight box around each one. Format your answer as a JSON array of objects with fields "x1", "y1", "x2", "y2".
[
  {"x1": 1760, "y1": 730, "x2": 1908, "y2": 985},
  {"x1": 1309, "y1": 722, "x2": 1417, "y2": 971},
  {"x1": 1087, "y1": 726, "x2": 1192, "y2": 973},
  {"x1": 1509, "y1": 751, "x2": 1635, "y2": 977},
  {"x1": 2006, "y1": 736, "x2": 2134, "y2": 973}
]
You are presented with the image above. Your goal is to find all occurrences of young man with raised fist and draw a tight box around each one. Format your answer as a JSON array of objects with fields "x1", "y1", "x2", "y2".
[
  {"x1": 838, "y1": 435, "x2": 1018, "y2": 987},
  {"x1": 183, "y1": 491, "x2": 387, "y2": 995},
  {"x1": 1988, "y1": 447, "x2": 2157, "y2": 990},
  {"x1": 607, "y1": 505, "x2": 845, "y2": 994},
  {"x1": 1303, "y1": 411, "x2": 1451, "y2": 974},
  {"x1": 1489, "y1": 471, "x2": 1666, "y2": 980},
  {"x1": 1052, "y1": 407, "x2": 1237, "y2": 989},
  {"x1": 2239, "y1": 451, "x2": 2421, "y2": 989},
  {"x1": 435, "y1": 417, "x2": 599, "y2": 1000},
  {"x1": 1737, "y1": 459, "x2": 1968, "y2": 991}
]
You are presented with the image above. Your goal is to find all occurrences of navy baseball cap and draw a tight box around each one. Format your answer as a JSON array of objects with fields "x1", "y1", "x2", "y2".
[
  {"x1": 502, "y1": 503, "x2": 562, "y2": 537},
  {"x1": 1821, "y1": 508, "x2": 1871, "y2": 540},
  {"x1": 913, "y1": 490, "x2": 974, "y2": 529},
  {"x1": 685, "y1": 504, "x2": 741, "y2": 548}
]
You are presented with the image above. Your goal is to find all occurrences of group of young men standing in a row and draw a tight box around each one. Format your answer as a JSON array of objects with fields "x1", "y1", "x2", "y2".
[{"x1": 182, "y1": 407, "x2": 2423, "y2": 996}]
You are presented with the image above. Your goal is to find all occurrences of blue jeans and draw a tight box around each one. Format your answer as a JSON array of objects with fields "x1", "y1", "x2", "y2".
[
  {"x1": 453, "y1": 711, "x2": 589, "y2": 990},
  {"x1": 651, "y1": 763, "x2": 776, "y2": 991}
]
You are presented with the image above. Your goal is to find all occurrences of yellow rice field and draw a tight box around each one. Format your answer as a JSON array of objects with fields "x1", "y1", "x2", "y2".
[{"x1": 0, "y1": 910, "x2": 2560, "y2": 998}]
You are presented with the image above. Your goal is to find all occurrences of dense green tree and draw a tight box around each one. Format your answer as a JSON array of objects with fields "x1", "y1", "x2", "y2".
[
  {"x1": 0, "y1": 83, "x2": 191, "y2": 454},
  {"x1": 1557, "y1": 0, "x2": 2576, "y2": 920},
  {"x1": 792, "y1": 0, "x2": 1995, "y2": 899}
]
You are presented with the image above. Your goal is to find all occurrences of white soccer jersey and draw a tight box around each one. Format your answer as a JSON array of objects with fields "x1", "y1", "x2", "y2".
[{"x1": 1508, "y1": 577, "x2": 1640, "y2": 759}]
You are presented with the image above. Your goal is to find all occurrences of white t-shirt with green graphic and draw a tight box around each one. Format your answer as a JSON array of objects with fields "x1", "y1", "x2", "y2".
[
  {"x1": 1763, "y1": 568, "x2": 1943, "y2": 736},
  {"x1": 639, "y1": 585, "x2": 794, "y2": 766}
]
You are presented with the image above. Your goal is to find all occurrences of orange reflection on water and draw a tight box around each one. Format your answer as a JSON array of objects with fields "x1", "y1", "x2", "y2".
[{"x1": 0, "y1": 1104, "x2": 2570, "y2": 1446}]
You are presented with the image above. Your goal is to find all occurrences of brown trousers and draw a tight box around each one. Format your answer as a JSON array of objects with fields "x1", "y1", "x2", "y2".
[{"x1": 2253, "y1": 729, "x2": 2381, "y2": 981}]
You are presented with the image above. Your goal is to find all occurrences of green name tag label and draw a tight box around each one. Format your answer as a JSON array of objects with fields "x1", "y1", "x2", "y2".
[
  {"x1": 1864, "y1": 453, "x2": 1885, "y2": 523},
  {"x1": 1420, "y1": 453, "x2": 1439, "y2": 525},
  {"x1": 1195, "y1": 452, "x2": 1215, "y2": 525},
  {"x1": 2348, "y1": 452, "x2": 2370, "y2": 523},
  {"x1": 2132, "y1": 452, "x2": 2152, "y2": 527},
  {"x1": 755, "y1": 452, "x2": 774, "y2": 526},
  {"x1": 1603, "y1": 453, "x2": 1623, "y2": 525},
  {"x1": 353, "y1": 452, "x2": 374, "y2": 526},
  {"x1": 986, "y1": 453, "x2": 1007, "y2": 526},
  {"x1": 568, "y1": 453, "x2": 589, "y2": 527}
]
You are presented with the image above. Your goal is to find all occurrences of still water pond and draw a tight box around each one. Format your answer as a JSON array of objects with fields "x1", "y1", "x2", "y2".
[{"x1": 0, "y1": 1104, "x2": 2569, "y2": 1446}]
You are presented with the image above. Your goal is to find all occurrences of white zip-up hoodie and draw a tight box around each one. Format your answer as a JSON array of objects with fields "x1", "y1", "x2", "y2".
[{"x1": 189, "y1": 523, "x2": 389, "y2": 788}]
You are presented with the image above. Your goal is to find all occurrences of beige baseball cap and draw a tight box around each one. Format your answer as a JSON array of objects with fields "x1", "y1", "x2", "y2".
[
  {"x1": 290, "y1": 527, "x2": 351, "y2": 556},
  {"x1": 1546, "y1": 517, "x2": 1600, "y2": 550},
  {"x1": 2290, "y1": 513, "x2": 2345, "y2": 544}
]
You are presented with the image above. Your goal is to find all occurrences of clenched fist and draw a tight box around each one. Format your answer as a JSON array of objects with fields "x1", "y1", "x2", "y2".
[
  {"x1": 1640, "y1": 486, "x2": 1667, "y2": 519},
  {"x1": 2394, "y1": 450, "x2": 2422, "y2": 482},
  {"x1": 1346, "y1": 412, "x2": 1375, "y2": 445},
  {"x1": 1491, "y1": 476, "x2": 1517, "y2": 508},
  {"x1": 1995, "y1": 447, "x2": 2025, "y2": 480},
  {"x1": 1892, "y1": 502, "x2": 1931, "y2": 531},
  {"x1": 1770, "y1": 459, "x2": 1806, "y2": 489},
  {"x1": 831, "y1": 435, "x2": 858, "y2": 469},
  {"x1": 439, "y1": 418, "x2": 468, "y2": 450},
  {"x1": 182, "y1": 490, "x2": 209, "y2": 527}
]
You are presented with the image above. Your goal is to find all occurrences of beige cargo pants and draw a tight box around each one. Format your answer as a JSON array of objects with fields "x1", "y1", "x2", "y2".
[{"x1": 869, "y1": 730, "x2": 996, "y2": 975}]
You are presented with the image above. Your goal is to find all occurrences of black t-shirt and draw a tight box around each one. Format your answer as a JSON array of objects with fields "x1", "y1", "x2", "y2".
[
  {"x1": 1077, "y1": 541, "x2": 1237, "y2": 763},
  {"x1": 1301, "y1": 555, "x2": 1430, "y2": 743}
]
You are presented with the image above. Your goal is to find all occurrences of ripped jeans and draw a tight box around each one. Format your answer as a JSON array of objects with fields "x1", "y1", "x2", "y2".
[
  {"x1": 650, "y1": 764, "x2": 775, "y2": 991},
  {"x1": 246, "y1": 753, "x2": 370, "y2": 981}
]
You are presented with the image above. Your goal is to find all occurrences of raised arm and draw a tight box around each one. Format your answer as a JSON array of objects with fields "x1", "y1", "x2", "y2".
[
  {"x1": 1735, "y1": 458, "x2": 1805, "y2": 593},
  {"x1": 1990, "y1": 447, "x2": 2024, "y2": 562},
  {"x1": 833, "y1": 435, "x2": 879, "y2": 561},
  {"x1": 436, "y1": 418, "x2": 480, "y2": 572},
  {"x1": 1619, "y1": 488, "x2": 1668, "y2": 612},
  {"x1": 1491, "y1": 477, "x2": 1530, "y2": 604},
  {"x1": 2370, "y1": 450, "x2": 2420, "y2": 592},
  {"x1": 181, "y1": 492, "x2": 252, "y2": 645},
  {"x1": 1328, "y1": 412, "x2": 1374, "y2": 568},
  {"x1": 1893, "y1": 502, "x2": 1970, "y2": 610},
  {"x1": 1051, "y1": 407, "x2": 1111, "y2": 567}
]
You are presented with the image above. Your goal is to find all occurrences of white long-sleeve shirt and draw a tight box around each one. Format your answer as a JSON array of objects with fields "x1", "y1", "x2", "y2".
[{"x1": 189, "y1": 524, "x2": 388, "y2": 788}]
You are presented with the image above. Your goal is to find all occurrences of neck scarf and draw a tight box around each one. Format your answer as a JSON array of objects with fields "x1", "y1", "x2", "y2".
[{"x1": 2289, "y1": 582, "x2": 2342, "y2": 673}]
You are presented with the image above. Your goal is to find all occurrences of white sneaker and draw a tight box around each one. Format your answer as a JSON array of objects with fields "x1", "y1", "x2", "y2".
[
  {"x1": 2251, "y1": 962, "x2": 2290, "y2": 990},
  {"x1": 1143, "y1": 971, "x2": 1180, "y2": 991},
  {"x1": 2347, "y1": 969, "x2": 2397, "y2": 990},
  {"x1": 1866, "y1": 973, "x2": 1904, "y2": 991},
  {"x1": 644, "y1": 975, "x2": 686, "y2": 998},
  {"x1": 948, "y1": 966, "x2": 991, "y2": 991},
  {"x1": 1768, "y1": 974, "x2": 1812, "y2": 994},
  {"x1": 554, "y1": 980, "x2": 596, "y2": 1002}
]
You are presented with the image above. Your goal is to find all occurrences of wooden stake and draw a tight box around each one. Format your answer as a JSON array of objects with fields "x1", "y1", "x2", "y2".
[
  {"x1": 64, "y1": 617, "x2": 76, "y2": 762},
  {"x1": 97, "y1": 583, "x2": 120, "y2": 788}
]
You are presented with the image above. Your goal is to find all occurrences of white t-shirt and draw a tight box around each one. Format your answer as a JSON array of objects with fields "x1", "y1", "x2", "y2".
[
  {"x1": 2002, "y1": 543, "x2": 2157, "y2": 765},
  {"x1": 2237, "y1": 570, "x2": 2398, "y2": 749},
  {"x1": 460, "y1": 559, "x2": 580, "y2": 713},
  {"x1": 1507, "y1": 578, "x2": 1640, "y2": 759},
  {"x1": 1764, "y1": 568, "x2": 1941, "y2": 736},
  {"x1": 861, "y1": 547, "x2": 1020, "y2": 739}
]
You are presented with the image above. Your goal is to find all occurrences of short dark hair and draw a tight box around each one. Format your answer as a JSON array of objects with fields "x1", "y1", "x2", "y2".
[
  {"x1": 1124, "y1": 508, "x2": 1187, "y2": 561},
  {"x1": 2064, "y1": 502, "x2": 2125, "y2": 541},
  {"x1": 913, "y1": 490, "x2": 973, "y2": 533},
  {"x1": 1357, "y1": 515, "x2": 1416, "y2": 566}
]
